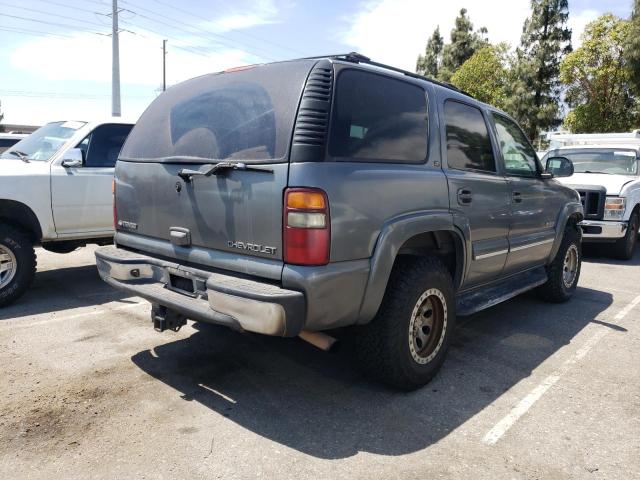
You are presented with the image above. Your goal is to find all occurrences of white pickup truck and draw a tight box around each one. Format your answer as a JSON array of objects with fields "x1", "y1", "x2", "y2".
[
  {"x1": 543, "y1": 131, "x2": 640, "y2": 259},
  {"x1": 0, "y1": 119, "x2": 133, "y2": 305}
]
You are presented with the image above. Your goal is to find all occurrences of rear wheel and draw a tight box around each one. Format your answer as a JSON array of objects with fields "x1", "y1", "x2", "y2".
[
  {"x1": 612, "y1": 211, "x2": 638, "y2": 260},
  {"x1": 0, "y1": 225, "x2": 36, "y2": 307},
  {"x1": 537, "y1": 223, "x2": 581, "y2": 303},
  {"x1": 355, "y1": 256, "x2": 455, "y2": 390}
]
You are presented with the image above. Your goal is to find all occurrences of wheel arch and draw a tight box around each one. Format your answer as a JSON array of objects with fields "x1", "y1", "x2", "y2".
[
  {"x1": 0, "y1": 200, "x2": 43, "y2": 243},
  {"x1": 357, "y1": 211, "x2": 465, "y2": 324}
]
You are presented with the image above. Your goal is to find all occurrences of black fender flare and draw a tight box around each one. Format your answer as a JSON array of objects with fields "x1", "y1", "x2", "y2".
[
  {"x1": 357, "y1": 210, "x2": 466, "y2": 324},
  {"x1": 548, "y1": 202, "x2": 583, "y2": 262}
]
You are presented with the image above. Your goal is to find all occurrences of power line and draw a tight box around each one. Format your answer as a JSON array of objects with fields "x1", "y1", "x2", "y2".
[
  {"x1": 0, "y1": 2, "x2": 107, "y2": 28},
  {"x1": 119, "y1": 0, "x2": 279, "y2": 61},
  {"x1": 148, "y1": 0, "x2": 306, "y2": 56},
  {"x1": 30, "y1": 0, "x2": 106, "y2": 16},
  {"x1": 0, "y1": 26, "x2": 73, "y2": 39},
  {"x1": 0, "y1": 13, "x2": 107, "y2": 35}
]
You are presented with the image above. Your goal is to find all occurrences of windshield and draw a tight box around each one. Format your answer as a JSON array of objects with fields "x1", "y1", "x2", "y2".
[
  {"x1": 0, "y1": 121, "x2": 85, "y2": 162},
  {"x1": 557, "y1": 148, "x2": 638, "y2": 175}
]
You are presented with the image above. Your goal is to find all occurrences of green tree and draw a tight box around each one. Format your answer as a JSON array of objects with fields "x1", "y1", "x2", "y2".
[
  {"x1": 504, "y1": 0, "x2": 571, "y2": 140},
  {"x1": 450, "y1": 45, "x2": 509, "y2": 108},
  {"x1": 561, "y1": 14, "x2": 638, "y2": 132},
  {"x1": 626, "y1": 0, "x2": 640, "y2": 91},
  {"x1": 416, "y1": 26, "x2": 444, "y2": 78},
  {"x1": 439, "y1": 8, "x2": 488, "y2": 81}
]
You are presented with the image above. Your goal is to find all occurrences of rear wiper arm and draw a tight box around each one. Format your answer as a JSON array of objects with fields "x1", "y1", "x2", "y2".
[
  {"x1": 8, "y1": 150, "x2": 30, "y2": 162},
  {"x1": 178, "y1": 161, "x2": 273, "y2": 182}
]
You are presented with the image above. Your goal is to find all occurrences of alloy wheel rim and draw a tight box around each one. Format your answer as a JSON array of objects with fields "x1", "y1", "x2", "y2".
[
  {"x1": 562, "y1": 244, "x2": 579, "y2": 288},
  {"x1": 0, "y1": 244, "x2": 17, "y2": 289},
  {"x1": 408, "y1": 288, "x2": 447, "y2": 364}
]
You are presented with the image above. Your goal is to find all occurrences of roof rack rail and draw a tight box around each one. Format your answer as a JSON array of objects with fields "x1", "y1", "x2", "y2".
[{"x1": 309, "y1": 52, "x2": 471, "y2": 97}]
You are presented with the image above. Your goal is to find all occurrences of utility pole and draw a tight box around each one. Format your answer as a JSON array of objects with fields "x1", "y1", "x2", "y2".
[
  {"x1": 162, "y1": 39, "x2": 167, "y2": 92},
  {"x1": 111, "y1": 0, "x2": 121, "y2": 117}
]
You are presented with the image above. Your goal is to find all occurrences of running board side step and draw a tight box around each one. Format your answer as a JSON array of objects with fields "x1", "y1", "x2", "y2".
[{"x1": 456, "y1": 267, "x2": 548, "y2": 316}]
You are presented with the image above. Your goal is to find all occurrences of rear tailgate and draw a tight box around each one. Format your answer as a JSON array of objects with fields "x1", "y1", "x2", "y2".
[{"x1": 114, "y1": 60, "x2": 316, "y2": 276}]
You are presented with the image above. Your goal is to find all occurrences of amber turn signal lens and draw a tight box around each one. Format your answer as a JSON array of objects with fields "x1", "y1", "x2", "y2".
[{"x1": 286, "y1": 191, "x2": 326, "y2": 210}]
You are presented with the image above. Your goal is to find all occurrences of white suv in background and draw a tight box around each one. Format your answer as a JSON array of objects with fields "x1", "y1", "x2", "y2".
[
  {"x1": 0, "y1": 119, "x2": 134, "y2": 305},
  {"x1": 543, "y1": 131, "x2": 640, "y2": 259}
]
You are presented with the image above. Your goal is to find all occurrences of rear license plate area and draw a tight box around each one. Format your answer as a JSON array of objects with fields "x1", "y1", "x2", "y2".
[{"x1": 169, "y1": 273, "x2": 196, "y2": 296}]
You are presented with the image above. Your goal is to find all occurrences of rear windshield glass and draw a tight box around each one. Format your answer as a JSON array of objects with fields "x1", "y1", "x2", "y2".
[{"x1": 120, "y1": 60, "x2": 314, "y2": 163}]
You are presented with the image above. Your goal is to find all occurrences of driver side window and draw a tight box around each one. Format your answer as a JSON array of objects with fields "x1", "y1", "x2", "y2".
[{"x1": 492, "y1": 113, "x2": 539, "y2": 177}]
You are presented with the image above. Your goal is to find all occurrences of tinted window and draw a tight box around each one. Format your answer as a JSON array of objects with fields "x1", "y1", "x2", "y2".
[
  {"x1": 444, "y1": 101, "x2": 495, "y2": 172},
  {"x1": 84, "y1": 124, "x2": 133, "y2": 168},
  {"x1": 329, "y1": 70, "x2": 428, "y2": 163},
  {"x1": 492, "y1": 113, "x2": 539, "y2": 177},
  {"x1": 0, "y1": 139, "x2": 19, "y2": 151},
  {"x1": 120, "y1": 61, "x2": 313, "y2": 163}
]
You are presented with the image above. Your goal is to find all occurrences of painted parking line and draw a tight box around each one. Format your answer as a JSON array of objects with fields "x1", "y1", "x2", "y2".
[
  {"x1": 482, "y1": 293, "x2": 640, "y2": 446},
  {"x1": 0, "y1": 300, "x2": 146, "y2": 330}
]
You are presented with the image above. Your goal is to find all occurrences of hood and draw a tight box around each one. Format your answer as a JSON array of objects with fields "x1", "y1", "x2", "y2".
[
  {"x1": 0, "y1": 158, "x2": 51, "y2": 176},
  {"x1": 556, "y1": 172, "x2": 636, "y2": 195}
]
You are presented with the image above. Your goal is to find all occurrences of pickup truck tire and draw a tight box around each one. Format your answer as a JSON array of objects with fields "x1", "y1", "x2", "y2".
[
  {"x1": 0, "y1": 225, "x2": 36, "y2": 307},
  {"x1": 536, "y1": 223, "x2": 581, "y2": 303},
  {"x1": 355, "y1": 256, "x2": 455, "y2": 390},
  {"x1": 612, "y1": 211, "x2": 639, "y2": 260}
]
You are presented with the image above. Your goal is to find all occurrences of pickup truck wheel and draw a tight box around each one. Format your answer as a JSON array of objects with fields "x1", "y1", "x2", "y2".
[
  {"x1": 0, "y1": 225, "x2": 37, "y2": 307},
  {"x1": 355, "y1": 256, "x2": 455, "y2": 390},
  {"x1": 612, "y1": 212, "x2": 639, "y2": 260},
  {"x1": 536, "y1": 223, "x2": 581, "y2": 303}
]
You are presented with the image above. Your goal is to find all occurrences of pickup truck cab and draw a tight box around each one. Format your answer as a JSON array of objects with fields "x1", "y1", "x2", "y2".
[
  {"x1": 96, "y1": 54, "x2": 583, "y2": 389},
  {"x1": 0, "y1": 119, "x2": 134, "y2": 305},
  {"x1": 543, "y1": 132, "x2": 640, "y2": 259},
  {"x1": 0, "y1": 133, "x2": 28, "y2": 153}
]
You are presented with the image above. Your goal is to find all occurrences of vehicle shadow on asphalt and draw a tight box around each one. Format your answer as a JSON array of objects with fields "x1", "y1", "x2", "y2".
[
  {"x1": 0, "y1": 265, "x2": 131, "y2": 321},
  {"x1": 582, "y1": 244, "x2": 640, "y2": 266},
  {"x1": 131, "y1": 286, "x2": 613, "y2": 459}
]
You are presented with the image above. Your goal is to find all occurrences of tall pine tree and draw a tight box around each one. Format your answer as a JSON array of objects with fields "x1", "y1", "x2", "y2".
[
  {"x1": 506, "y1": 0, "x2": 571, "y2": 140},
  {"x1": 440, "y1": 9, "x2": 488, "y2": 82},
  {"x1": 416, "y1": 26, "x2": 444, "y2": 78},
  {"x1": 416, "y1": 9, "x2": 487, "y2": 82}
]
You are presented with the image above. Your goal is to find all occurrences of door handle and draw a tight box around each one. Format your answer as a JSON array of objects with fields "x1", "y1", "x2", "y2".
[
  {"x1": 457, "y1": 188, "x2": 473, "y2": 205},
  {"x1": 513, "y1": 191, "x2": 523, "y2": 203}
]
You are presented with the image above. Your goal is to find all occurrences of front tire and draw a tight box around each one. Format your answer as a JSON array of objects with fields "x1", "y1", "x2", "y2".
[
  {"x1": 355, "y1": 256, "x2": 455, "y2": 390},
  {"x1": 0, "y1": 225, "x2": 37, "y2": 307},
  {"x1": 537, "y1": 223, "x2": 581, "y2": 303},
  {"x1": 612, "y1": 211, "x2": 638, "y2": 260}
]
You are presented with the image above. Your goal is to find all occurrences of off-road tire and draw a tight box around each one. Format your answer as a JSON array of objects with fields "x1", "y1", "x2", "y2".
[
  {"x1": 355, "y1": 256, "x2": 455, "y2": 390},
  {"x1": 536, "y1": 223, "x2": 581, "y2": 303},
  {"x1": 612, "y1": 211, "x2": 638, "y2": 260},
  {"x1": 0, "y1": 225, "x2": 37, "y2": 307}
]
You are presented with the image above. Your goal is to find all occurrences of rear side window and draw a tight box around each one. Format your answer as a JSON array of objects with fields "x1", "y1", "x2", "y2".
[
  {"x1": 444, "y1": 100, "x2": 495, "y2": 172},
  {"x1": 120, "y1": 61, "x2": 314, "y2": 163},
  {"x1": 82, "y1": 124, "x2": 133, "y2": 168},
  {"x1": 328, "y1": 70, "x2": 428, "y2": 163}
]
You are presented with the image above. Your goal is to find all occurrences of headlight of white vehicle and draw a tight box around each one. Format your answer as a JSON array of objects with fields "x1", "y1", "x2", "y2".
[{"x1": 603, "y1": 197, "x2": 626, "y2": 220}]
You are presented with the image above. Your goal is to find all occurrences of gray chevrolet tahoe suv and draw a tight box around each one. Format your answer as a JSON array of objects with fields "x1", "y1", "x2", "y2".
[{"x1": 96, "y1": 53, "x2": 584, "y2": 389}]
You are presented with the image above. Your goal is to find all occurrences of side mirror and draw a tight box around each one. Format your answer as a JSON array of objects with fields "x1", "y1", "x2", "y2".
[
  {"x1": 545, "y1": 156, "x2": 574, "y2": 178},
  {"x1": 61, "y1": 148, "x2": 83, "y2": 168}
]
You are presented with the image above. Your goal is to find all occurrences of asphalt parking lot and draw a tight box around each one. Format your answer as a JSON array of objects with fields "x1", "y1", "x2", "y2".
[{"x1": 0, "y1": 246, "x2": 639, "y2": 480}]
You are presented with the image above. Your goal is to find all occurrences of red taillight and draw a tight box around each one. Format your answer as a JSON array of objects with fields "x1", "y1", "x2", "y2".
[
  {"x1": 283, "y1": 188, "x2": 330, "y2": 265},
  {"x1": 112, "y1": 178, "x2": 118, "y2": 229}
]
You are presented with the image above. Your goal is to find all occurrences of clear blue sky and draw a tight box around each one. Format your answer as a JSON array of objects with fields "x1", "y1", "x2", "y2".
[{"x1": 0, "y1": 0, "x2": 633, "y2": 125}]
